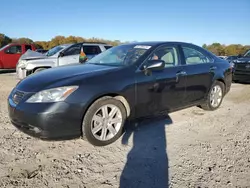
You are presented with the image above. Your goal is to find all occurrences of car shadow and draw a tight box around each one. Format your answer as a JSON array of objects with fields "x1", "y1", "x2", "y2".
[
  {"x1": 234, "y1": 81, "x2": 250, "y2": 85},
  {"x1": 120, "y1": 115, "x2": 172, "y2": 188},
  {"x1": 0, "y1": 69, "x2": 16, "y2": 74}
]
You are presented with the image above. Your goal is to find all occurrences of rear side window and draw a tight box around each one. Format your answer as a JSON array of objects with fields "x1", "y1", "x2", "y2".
[
  {"x1": 63, "y1": 43, "x2": 82, "y2": 56},
  {"x1": 25, "y1": 45, "x2": 32, "y2": 51},
  {"x1": 182, "y1": 47, "x2": 211, "y2": 64},
  {"x1": 5, "y1": 45, "x2": 22, "y2": 54},
  {"x1": 104, "y1": 45, "x2": 112, "y2": 50},
  {"x1": 82, "y1": 46, "x2": 101, "y2": 55}
]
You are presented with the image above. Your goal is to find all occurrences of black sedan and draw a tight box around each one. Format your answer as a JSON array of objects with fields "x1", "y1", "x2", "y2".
[
  {"x1": 232, "y1": 49, "x2": 250, "y2": 82},
  {"x1": 8, "y1": 41, "x2": 232, "y2": 146}
]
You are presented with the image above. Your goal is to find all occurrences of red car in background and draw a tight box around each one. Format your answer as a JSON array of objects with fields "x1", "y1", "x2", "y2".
[{"x1": 0, "y1": 43, "x2": 36, "y2": 69}]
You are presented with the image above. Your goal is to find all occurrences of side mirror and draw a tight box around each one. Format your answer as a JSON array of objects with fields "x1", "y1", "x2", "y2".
[
  {"x1": 237, "y1": 54, "x2": 242, "y2": 58},
  {"x1": 143, "y1": 60, "x2": 165, "y2": 71},
  {"x1": 59, "y1": 52, "x2": 64, "y2": 57}
]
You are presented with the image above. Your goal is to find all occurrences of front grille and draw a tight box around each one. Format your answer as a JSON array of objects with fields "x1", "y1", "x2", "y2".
[
  {"x1": 235, "y1": 63, "x2": 250, "y2": 70},
  {"x1": 12, "y1": 90, "x2": 26, "y2": 104}
]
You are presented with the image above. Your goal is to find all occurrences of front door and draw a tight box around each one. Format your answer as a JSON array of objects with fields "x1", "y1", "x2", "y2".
[
  {"x1": 58, "y1": 43, "x2": 82, "y2": 66},
  {"x1": 135, "y1": 44, "x2": 187, "y2": 118},
  {"x1": 2, "y1": 44, "x2": 22, "y2": 68}
]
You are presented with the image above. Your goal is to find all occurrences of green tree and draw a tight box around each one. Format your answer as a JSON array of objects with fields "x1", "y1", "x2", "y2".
[
  {"x1": 202, "y1": 44, "x2": 207, "y2": 49},
  {"x1": 12, "y1": 37, "x2": 33, "y2": 44},
  {"x1": 0, "y1": 33, "x2": 12, "y2": 48}
]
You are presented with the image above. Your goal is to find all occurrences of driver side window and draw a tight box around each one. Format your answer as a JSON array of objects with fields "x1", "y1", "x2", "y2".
[
  {"x1": 148, "y1": 46, "x2": 179, "y2": 67},
  {"x1": 5, "y1": 45, "x2": 22, "y2": 54}
]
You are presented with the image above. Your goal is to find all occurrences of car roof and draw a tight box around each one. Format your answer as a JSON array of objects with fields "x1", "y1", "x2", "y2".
[{"x1": 121, "y1": 41, "x2": 194, "y2": 46}]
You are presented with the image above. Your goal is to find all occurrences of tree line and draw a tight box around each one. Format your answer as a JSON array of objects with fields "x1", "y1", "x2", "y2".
[
  {"x1": 0, "y1": 33, "x2": 123, "y2": 50},
  {"x1": 1, "y1": 33, "x2": 249, "y2": 56},
  {"x1": 202, "y1": 43, "x2": 250, "y2": 56}
]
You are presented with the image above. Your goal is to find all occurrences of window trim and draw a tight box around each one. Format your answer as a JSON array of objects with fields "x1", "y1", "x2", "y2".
[{"x1": 179, "y1": 44, "x2": 214, "y2": 66}]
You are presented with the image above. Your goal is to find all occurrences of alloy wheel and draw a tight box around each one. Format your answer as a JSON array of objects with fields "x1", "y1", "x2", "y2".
[
  {"x1": 210, "y1": 85, "x2": 223, "y2": 108},
  {"x1": 91, "y1": 104, "x2": 123, "y2": 141}
]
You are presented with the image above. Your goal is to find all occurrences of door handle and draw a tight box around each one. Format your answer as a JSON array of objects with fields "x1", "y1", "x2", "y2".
[
  {"x1": 176, "y1": 71, "x2": 187, "y2": 76},
  {"x1": 176, "y1": 71, "x2": 187, "y2": 82}
]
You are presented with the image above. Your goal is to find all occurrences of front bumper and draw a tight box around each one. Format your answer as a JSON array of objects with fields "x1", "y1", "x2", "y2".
[
  {"x1": 8, "y1": 94, "x2": 84, "y2": 140},
  {"x1": 233, "y1": 71, "x2": 250, "y2": 82},
  {"x1": 232, "y1": 63, "x2": 250, "y2": 82}
]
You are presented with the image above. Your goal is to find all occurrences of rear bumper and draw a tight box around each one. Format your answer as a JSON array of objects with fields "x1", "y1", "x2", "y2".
[{"x1": 8, "y1": 97, "x2": 84, "y2": 140}]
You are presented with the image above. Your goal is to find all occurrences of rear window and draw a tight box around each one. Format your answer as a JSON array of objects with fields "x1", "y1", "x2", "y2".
[
  {"x1": 25, "y1": 45, "x2": 32, "y2": 51},
  {"x1": 82, "y1": 46, "x2": 101, "y2": 55},
  {"x1": 104, "y1": 45, "x2": 112, "y2": 50}
]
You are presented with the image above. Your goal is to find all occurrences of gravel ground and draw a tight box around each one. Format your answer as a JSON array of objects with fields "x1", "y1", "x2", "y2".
[{"x1": 0, "y1": 72, "x2": 250, "y2": 188}]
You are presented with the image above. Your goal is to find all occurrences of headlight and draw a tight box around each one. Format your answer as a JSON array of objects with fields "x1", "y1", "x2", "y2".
[
  {"x1": 18, "y1": 60, "x2": 27, "y2": 68},
  {"x1": 26, "y1": 86, "x2": 78, "y2": 103},
  {"x1": 230, "y1": 62, "x2": 235, "y2": 68}
]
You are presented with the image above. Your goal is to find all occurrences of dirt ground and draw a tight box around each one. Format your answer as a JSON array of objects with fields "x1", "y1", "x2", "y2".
[{"x1": 0, "y1": 72, "x2": 250, "y2": 188}]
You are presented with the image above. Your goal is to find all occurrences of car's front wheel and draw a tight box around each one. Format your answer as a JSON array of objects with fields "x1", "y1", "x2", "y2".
[
  {"x1": 82, "y1": 97, "x2": 126, "y2": 146},
  {"x1": 201, "y1": 81, "x2": 224, "y2": 111}
]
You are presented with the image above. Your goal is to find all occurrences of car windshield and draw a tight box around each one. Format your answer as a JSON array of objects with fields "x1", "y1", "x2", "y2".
[
  {"x1": 46, "y1": 45, "x2": 65, "y2": 56},
  {"x1": 0, "y1": 44, "x2": 10, "y2": 51},
  {"x1": 87, "y1": 44, "x2": 151, "y2": 66},
  {"x1": 243, "y1": 50, "x2": 250, "y2": 57}
]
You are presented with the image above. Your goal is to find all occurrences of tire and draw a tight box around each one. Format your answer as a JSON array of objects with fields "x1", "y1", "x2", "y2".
[
  {"x1": 82, "y1": 97, "x2": 127, "y2": 146},
  {"x1": 34, "y1": 68, "x2": 47, "y2": 73},
  {"x1": 200, "y1": 81, "x2": 225, "y2": 111}
]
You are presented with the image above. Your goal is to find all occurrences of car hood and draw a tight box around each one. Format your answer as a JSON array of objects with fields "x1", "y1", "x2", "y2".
[
  {"x1": 16, "y1": 63, "x2": 120, "y2": 92},
  {"x1": 20, "y1": 50, "x2": 48, "y2": 60}
]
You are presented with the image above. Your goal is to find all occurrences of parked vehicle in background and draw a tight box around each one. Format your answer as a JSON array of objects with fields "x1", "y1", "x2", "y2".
[
  {"x1": 232, "y1": 49, "x2": 250, "y2": 82},
  {"x1": 8, "y1": 41, "x2": 232, "y2": 146},
  {"x1": 218, "y1": 56, "x2": 227, "y2": 60},
  {"x1": 16, "y1": 42, "x2": 112, "y2": 80},
  {"x1": 35, "y1": 49, "x2": 48, "y2": 54},
  {"x1": 225, "y1": 55, "x2": 238, "y2": 63},
  {"x1": 0, "y1": 43, "x2": 36, "y2": 69}
]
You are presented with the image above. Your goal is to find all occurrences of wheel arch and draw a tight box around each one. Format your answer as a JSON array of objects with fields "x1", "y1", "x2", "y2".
[
  {"x1": 33, "y1": 66, "x2": 51, "y2": 73},
  {"x1": 214, "y1": 77, "x2": 226, "y2": 93},
  {"x1": 83, "y1": 93, "x2": 131, "y2": 120}
]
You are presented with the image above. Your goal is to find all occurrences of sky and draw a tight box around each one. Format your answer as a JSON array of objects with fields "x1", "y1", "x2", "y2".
[{"x1": 0, "y1": 0, "x2": 249, "y2": 46}]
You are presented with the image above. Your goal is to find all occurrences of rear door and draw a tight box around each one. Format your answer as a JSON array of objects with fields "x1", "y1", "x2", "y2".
[
  {"x1": 58, "y1": 43, "x2": 82, "y2": 66},
  {"x1": 179, "y1": 44, "x2": 215, "y2": 105},
  {"x1": 1, "y1": 44, "x2": 22, "y2": 68}
]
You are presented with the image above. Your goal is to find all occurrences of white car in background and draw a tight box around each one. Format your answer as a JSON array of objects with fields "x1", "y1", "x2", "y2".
[{"x1": 16, "y1": 42, "x2": 112, "y2": 80}]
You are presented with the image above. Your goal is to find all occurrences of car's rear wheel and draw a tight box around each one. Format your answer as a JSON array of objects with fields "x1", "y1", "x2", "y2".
[
  {"x1": 82, "y1": 97, "x2": 126, "y2": 146},
  {"x1": 201, "y1": 81, "x2": 224, "y2": 111}
]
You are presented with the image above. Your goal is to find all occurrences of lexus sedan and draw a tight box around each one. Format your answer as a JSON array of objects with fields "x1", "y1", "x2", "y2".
[{"x1": 8, "y1": 42, "x2": 232, "y2": 146}]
